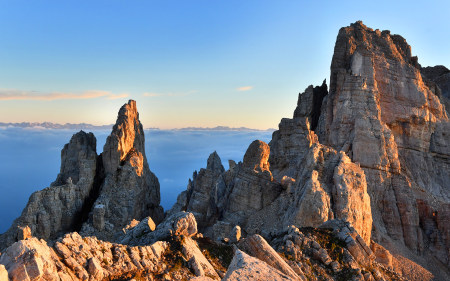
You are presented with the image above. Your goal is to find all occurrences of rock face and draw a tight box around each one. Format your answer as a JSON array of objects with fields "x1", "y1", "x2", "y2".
[
  {"x1": 0, "y1": 131, "x2": 98, "y2": 249},
  {"x1": 81, "y1": 100, "x2": 164, "y2": 240},
  {"x1": 314, "y1": 21, "x2": 449, "y2": 277},
  {"x1": 0, "y1": 100, "x2": 164, "y2": 250}
]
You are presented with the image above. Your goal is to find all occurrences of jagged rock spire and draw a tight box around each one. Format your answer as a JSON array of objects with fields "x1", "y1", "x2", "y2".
[
  {"x1": 52, "y1": 131, "x2": 97, "y2": 186},
  {"x1": 81, "y1": 100, "x2": 164, "y2": 241},
  {"x1": 103, "y1": 100, "x2": 146, "y2": 175},
  {"x1": 206, "y1": 151, "x2": 225, "y2": 174},
  {"x1": 243, "y1": 140, "x2": 271, "y2": 173}
]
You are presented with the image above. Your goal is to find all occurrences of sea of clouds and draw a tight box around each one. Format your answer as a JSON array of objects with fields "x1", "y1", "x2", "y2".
[{"x1": 0, "y1": 127, "x2": 273, "y2": 233}]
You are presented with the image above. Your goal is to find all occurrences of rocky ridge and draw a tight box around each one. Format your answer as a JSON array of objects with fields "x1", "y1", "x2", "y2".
[{"x1": 0, "y1": 21, "x2": 448, "y2": 281}]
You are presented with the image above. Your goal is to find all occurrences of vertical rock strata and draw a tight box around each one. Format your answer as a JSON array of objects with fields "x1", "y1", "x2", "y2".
[{"x1": 316, "y1": 21, "x2": 449, "y2": 275}]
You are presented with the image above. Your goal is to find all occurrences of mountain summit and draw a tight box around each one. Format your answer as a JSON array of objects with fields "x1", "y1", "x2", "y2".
[{"x1": 0, "y1": 22, "x2": 448, "y2": 281}]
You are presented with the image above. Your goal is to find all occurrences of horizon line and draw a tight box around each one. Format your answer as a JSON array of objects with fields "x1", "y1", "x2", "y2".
[{"x1": 0, "y1": 121, "x2": 277, "y2": 131}]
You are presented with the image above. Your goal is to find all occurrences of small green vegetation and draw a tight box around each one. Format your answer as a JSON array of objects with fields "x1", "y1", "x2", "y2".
[{"x1": 195, "y1": 236, "x2": 234, "y2": 269}]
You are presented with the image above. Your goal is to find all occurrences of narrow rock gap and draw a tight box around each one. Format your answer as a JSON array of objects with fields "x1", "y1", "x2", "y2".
[
  {"x1": 73, "y1": 153, "x2": 106, "y2": 232},
  {"x1": 311, "y1": 80, "x2": 328, "y2": 131}
]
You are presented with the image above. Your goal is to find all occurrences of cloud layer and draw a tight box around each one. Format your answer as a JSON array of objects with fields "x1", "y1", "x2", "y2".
[{"x1": 0, "y1": 89, "x2": 129, "y2": 101}]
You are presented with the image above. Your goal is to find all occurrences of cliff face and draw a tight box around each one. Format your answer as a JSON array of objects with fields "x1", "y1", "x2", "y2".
[{"x1": 316, "y1": 21, "x2": 449, "y2": 273}]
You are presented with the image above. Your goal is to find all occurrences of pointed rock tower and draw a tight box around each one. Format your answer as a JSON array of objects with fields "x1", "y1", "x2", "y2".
[{"x1": 81, "y1": 100, "x2": 164, "y2": 240}]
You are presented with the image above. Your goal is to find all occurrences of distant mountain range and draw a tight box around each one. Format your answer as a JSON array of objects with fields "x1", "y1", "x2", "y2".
[
  {"x1": 0, "y1": 122, "x2": 275, "y2": 131},
  {"x1": 0, "y1": 122, "x2": 114, "y2": 130}
]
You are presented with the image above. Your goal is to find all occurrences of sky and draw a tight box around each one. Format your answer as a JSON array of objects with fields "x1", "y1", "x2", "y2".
[{"x1": 0, "y1": 0, "x2": 449, "y2": 129}]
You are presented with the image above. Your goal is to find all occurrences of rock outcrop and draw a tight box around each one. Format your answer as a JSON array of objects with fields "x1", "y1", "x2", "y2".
[
  {"x1": 421, "y1": 65, "x2": 450, "y2": 113},
  {"x1": 222, "y1": 249, "x2": 295, "y2": 281},
  {"x1": 0, "y1": 100, "x2": 164, "y2": 250},
  {"x1": 171, "y1": 127, "x2": 372, "y2": 246},
  {"x1": 0, "y1": 131, "x2": 98, "y2": 249}
]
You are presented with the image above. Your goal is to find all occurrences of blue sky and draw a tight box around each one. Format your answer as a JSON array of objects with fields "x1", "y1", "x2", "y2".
[{"x1": 1, "y1": 0, "x2": 449, "y2": 129}]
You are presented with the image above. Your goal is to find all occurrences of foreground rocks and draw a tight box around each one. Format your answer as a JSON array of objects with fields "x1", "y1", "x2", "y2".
[{"x1": 0, "y1": 213, "x2": 409, "y2": 281}]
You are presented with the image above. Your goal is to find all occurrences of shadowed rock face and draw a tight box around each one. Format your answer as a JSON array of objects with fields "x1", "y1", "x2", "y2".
[
  {"x1": 293, "y1": 80, "x2": 328, "y2": 131},
  {"x1": 421, "y1": 65, "x2": 450, "y2": 114}
]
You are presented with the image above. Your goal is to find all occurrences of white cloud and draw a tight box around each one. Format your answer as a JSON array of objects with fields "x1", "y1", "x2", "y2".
[
  {"x1": 143, "y1": 92, "x2": 163, "y2": 97},
  {"x1": 0, "y1": 89, "x2": 128, "y2": 101},
  {"x1": 236, "y1": 86, "x2": 253, "y2": 91}
]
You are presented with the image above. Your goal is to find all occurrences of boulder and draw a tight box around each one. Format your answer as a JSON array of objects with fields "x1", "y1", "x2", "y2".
[{"x1": 222, "y1": 249, "x2": 295, "y2": 281}]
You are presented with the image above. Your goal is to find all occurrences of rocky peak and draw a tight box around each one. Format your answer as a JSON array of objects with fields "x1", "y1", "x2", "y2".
[
  {"x1": 206, "y1": 151, "x2": 225, "y2": 174},
  {"x1": 243, "y1": 140, "x2": 271, "y2": 174},
  {"x1": 293, "y1": 80, "x2": 328, "y2": 131},
  {"x1": 52, "y1": 130, "x2": 97, "y2": 186},
  {"x1": 103, "y1": 99, "x2": 146, "y2": 175},
  {"x1": 0, "y1": 131, "x2": 99, "y2": 249},
  {"x1": 421, "y1": 65, "x2": 450, "y2": 79},
  {"x1": 421, "y1": 65, "x2": 450, "y2": 113},
  {"x1": 80, "y1": 100, "x2": 163, "y2": 240}
]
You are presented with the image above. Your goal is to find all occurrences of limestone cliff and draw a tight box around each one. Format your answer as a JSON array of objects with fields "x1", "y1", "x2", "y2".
[{"x1": 315, "y1": 21, "x2": 449, "y2": 277}]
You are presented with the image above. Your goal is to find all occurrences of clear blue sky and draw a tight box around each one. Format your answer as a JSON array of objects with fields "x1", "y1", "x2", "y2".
[{"x1": 1, "y1": 0, "x2": 449, "y2": 129}]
